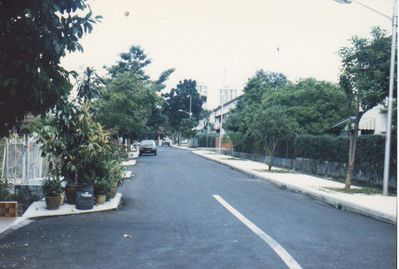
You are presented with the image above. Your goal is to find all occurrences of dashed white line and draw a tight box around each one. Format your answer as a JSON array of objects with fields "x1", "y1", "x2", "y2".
[{"x1": 213, "y1": 194, "x2": 302, "y2": 269}]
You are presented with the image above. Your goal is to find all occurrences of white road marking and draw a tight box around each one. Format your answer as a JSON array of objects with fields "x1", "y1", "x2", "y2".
[{"x1": 213, "y1": 195, "x2": 302, "y2": 269}]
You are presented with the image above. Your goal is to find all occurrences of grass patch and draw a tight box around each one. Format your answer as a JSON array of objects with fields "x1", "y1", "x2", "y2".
[
  {"x1": 253, "y1": 169, "x2": 294, "y2": 174},
  {"x1": 324, "y1": 187, "x2": 382, "y2": 195}
]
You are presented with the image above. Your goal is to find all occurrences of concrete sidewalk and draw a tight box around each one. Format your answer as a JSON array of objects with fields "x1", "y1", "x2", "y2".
[{"x1": 176, "y1": 146, "x2": 397, "y2": 224}]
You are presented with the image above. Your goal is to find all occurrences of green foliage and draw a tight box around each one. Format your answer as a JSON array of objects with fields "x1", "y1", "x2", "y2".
[
  {"x1": 338, "y1": 27, "x2": 395, "y2": 187},
  {"x1": 37, "y1": 101, "x2": 114, "y2": 185},
  {"x1": 0, "y1": 179, "x2": 14, "y2": 201},
  {"x1": 77, "y1": 67, "x2": 104, "y2": 103},
  {"x1": 339, "y1": 27, "x2": 396, "y2": 111},
  {"x1": 250, "y1": 105, "x2": 298, "y2": 169},
  {"x1": 226, "y1": 71, "x2": 348, "y2": 155},
  {"x1": 295, "y1": 135, "x2": 396, "y2": 175},
  {"x1": 94, "y1": 178, "x2": 111, "y2": 195},
  {"x1": 101, "y1": 46, "x2": 173, "y2": 139},
  {"x1": 162, "y1": 79, "x2": 206, "y2": 131},
  {"x1": 0, "y1": 0, "x2": 101, "y2": 136},
  {"x1": 262, "y1": 79, "x2": 349, "y2": 135},
  {"x1": 154, "y1": 68, "x2": 175, "y2": 92},
  {"x1": 179, "y1": 118, "x2": 197, "y2": 139},
  {"x1": 42, "y1": 178, "x2": 63, "y2": 197},
  {"x1": 295, "y1": 135, "x2": 348, "y2": 162},
  {"x1": 195, "y1": 133, "x2": 217, "y2": 147},
  {"x1": 97, "y1": 73, "x2": 159, "y2": 139},
  {"x1": 242, "y1": 70, "x2": 288, "y2": 103},
  {"x1": 106, "y1": 46, "x2": 151, "y2": 80}
]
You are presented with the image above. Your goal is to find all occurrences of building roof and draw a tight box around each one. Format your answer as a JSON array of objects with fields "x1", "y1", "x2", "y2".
[{"x1": 212, "y1": 95, "x2": 241, "y2": 112}]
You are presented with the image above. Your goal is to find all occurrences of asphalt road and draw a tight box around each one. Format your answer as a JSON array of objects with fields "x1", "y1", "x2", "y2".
[{"x1": 0, "y1": 147, "x2": 396, "y2": 269}]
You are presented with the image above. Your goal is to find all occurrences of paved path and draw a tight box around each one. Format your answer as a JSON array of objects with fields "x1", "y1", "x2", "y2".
[{"x1": 0, "y1": 147, "x2": 396, "y2": 269}]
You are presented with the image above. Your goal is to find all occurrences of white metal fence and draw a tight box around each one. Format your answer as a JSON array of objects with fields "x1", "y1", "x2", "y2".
[{"x1": 1, "y1": 135, "x2": 48, "y2": 185}]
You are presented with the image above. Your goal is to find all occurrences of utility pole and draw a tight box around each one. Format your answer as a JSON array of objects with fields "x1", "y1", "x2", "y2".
[
  {"x1": 335, "y1": 0, "x2": 398, "y2": 195},
  {"x1": 189, "y1": 95, "x2": 192, "y2": 118},
  {"x1": 218, "y1": 69, "x2": 226, "y2": 154},
  {"x1": 383, "y1": 0, "x2": 398, "y2": 196}
]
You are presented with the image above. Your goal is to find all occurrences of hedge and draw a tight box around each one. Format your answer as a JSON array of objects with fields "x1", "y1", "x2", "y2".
[
  {"x1": 195, "y1": 133, "x2": 217, "y2": 148},
  {"x1": 294, "y1": 135, "x2": 348, "y2": 162},
  {"x1": 228, "y1": 132, "x2": 396, "y2": 175},
  {"x1": 295, "y1": 134, "x2": 396, "y2": 166}
]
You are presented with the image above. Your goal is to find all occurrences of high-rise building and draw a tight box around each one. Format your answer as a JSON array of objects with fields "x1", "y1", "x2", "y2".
[
  {"x1": 196, "y1": 84, "x2": 208, "y2": 110},
  {"x1": 219, "y1": 87, "x2": 237, "y2": 105}
]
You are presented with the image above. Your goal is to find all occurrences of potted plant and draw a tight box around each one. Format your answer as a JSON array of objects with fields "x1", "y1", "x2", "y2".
[
  {"x1": 94, "y1": 179, "x2": 111, "y2": 205},
  {"x1": 106, "y1": 160, "x2": 123, "y2": 200},
  {"x1": 37, "y1": 100, "x2": 122, "y2": 209},
  {"x1": 42, "y1": 178, "x2": 63, "y2": 210}
]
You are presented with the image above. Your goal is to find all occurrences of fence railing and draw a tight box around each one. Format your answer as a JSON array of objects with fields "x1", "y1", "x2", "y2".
[{"x1": 2, "y1": 136, "x2": 47, "y2": 185}]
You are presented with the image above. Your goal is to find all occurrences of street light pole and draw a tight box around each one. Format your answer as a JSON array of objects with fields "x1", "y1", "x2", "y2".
[
  {"x1": 218, "y1": 100, "x2": 224, "y2": 154},
  {"x1": 189, "y1": 95, "x2": 192, "y2": 118},
  {"x1": 383, "y1": 0, "x2": 398, "y2": 196},
  {"x1": 335, "y1": 0, "x2": 398, "y2": 196}
]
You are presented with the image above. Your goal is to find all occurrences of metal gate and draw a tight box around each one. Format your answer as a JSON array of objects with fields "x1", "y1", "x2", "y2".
[{"x1": 2, "y1": 135, "x2": 48, "y2": 185}]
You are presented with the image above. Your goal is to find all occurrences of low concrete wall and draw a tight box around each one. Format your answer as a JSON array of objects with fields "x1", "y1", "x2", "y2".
[{"x1": 212, "y1": 149, "x2": 396, "y2": 188}]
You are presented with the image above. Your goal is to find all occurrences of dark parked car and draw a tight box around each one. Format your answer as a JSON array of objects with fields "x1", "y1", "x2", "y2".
[{"x1": 139, "y1": 140, "x2": 157, "y2": 156}]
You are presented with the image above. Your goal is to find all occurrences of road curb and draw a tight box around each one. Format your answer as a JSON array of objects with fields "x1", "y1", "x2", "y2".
[
  {"x1": 192, "y1": 151, "x2": 396, "y2": 224},
  {"x1": 0, "y1": 193, "x2": 123, "y2": 236}
]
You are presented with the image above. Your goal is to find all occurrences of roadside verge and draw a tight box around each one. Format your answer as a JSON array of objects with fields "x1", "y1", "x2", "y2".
[{"x1": 189, "y1": 148, "x2": 396, "y2": 224}]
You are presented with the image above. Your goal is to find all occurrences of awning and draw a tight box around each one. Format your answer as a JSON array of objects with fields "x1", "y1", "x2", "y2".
[{"x1": 358, "y1": 118, "x2": 375, "y2": 130}]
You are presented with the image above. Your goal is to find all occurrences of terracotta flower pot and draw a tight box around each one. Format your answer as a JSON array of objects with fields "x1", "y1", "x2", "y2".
[
  {"x1": 110, "y1": 182, "x2": 118, "y2": 199},
  {"x1": 45, "y1": 196, "x2": 61, "y2": 210},
  {"x1": 96, "y1": 194, "x2": 106, "y2": 205}
]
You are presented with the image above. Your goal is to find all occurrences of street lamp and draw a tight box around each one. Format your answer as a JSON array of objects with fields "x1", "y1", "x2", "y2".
[
  {"x1": 178, "y1": 109, "x2": 192, "y2": 118},
  {"x1": 177, "y1": 95, "x2": 193, "y2": 145},
  {"x1": 178, "y1": 95, "x2": 192, "y2": 118},
  {"x1": 335, "y1": 0, "x2": 398, "y2": 196}
]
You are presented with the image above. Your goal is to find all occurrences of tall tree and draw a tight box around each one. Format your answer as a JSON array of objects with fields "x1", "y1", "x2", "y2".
[
  {"x1": 339, "y1": 27, "x2": 395, "y2": 189},
  {"x1": 104, "y1": 45, "x2": 174, "y2": 139},
  {"x1": 224, "y1": 70, "x2": 288, "y2": 152},
  {"x1": 106, "y1": 46, "x2": 151, "y2": 80},
  {"x1": 262, "y1": 78, "x2": 349, "y2": 135},
  {"x1": 96, "y1": 73, "x2": 159, "y2": 140},
  {"x1": 250, "y1": 105, "x2": 298, "y2": 170},
  {"x1": 0, "y1": 0, "x2": 101, "y2": 136},
  {"x1": 162, "y1": 79, "x2": 206, "y2": 133},
  {"x1": 77, "y1": 67, "x2": 104, "y2": 103}
]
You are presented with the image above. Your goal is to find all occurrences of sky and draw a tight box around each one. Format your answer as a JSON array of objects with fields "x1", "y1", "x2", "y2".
[{"x1": 61, "y1": 0, "x2": 394, "y2": 109}]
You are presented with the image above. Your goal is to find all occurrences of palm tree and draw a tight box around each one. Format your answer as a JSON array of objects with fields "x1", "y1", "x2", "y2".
[{"x1": 77, "y1": 67, "x2": 104, "y2": 103}]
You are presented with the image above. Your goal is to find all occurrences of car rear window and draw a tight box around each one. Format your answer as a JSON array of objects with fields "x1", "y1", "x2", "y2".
[{"x1": 141, "y1": 140, "x2": 155, "y2": 145}]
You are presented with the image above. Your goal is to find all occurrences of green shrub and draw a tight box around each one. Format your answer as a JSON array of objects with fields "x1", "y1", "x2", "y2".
[
  {"x1": 295, "y1": 135, "x2": 348, "y2": 162},
  {"x1": 195, "y1": 133, "x2": 217, "y2": 147},
  {"x1": 42, "y1": 178, "x2": 63, "y2": 197},
  {"x1": 295, "y1": 134, "x2": 396, "y2": 175},
  {"x1": 0, "y1": 179, "x2": 14, "y2": 201}
]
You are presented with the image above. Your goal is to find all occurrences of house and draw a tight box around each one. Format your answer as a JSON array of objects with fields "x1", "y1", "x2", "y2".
[{"x1": 213, "y1": 96, "x2": 239, "y2": 136}]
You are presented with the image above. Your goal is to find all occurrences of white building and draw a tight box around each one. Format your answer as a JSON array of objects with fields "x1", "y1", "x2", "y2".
[
  {"x1": 219, "y1": 87, "x2": 237, "y2": 106},
  {"x1": 196, "y1": 84, "x2": 208, "y2": 110},
  {"x1": 213, "y1": 96, "x2": 239, "y2": 135}
]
